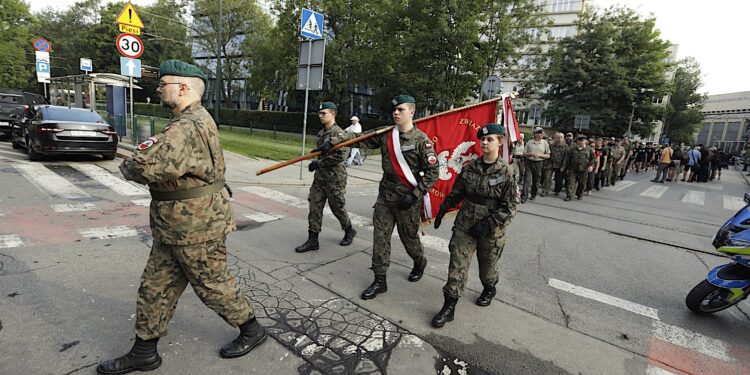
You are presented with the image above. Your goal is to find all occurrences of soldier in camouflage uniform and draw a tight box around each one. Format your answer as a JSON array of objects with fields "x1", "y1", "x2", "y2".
[
  {"x1": 542, "y1": 132, "x2": 568, "y2": 197},
  {"x1": 295, "y1": 102, "x2": 356, "y2": 253},
  {"x1": 320, "y1": 95, "x2": 439, "y2": 300},
  {"x1": 431, "y1": 123, "x2": 518, "y2": 328},
  {"x1": 565, "y1": 134, "x2": 596, "y2": 201},
  {"x1": 98, "y1": 60, "x2": 265, "y2": 375}
]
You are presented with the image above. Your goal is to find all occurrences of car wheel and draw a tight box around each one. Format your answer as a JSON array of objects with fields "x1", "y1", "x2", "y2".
[
  {"x1": 27, "y1": 140, "x2": 42, "y2": 161},
  {"x1": 103, "y1": 153, "x2": 116, "y2": 160}
]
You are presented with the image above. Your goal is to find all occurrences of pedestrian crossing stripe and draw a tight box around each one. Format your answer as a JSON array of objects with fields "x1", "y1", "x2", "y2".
[
  {"x1": 681, "y1": 190, "x2": 705, "y2": 205},
  {"x1": 0, "y1": 234, "x2": 23, "y2": 249},
  {"x1": 78, "y1": 225, "x2": 138, "y2": 240},
  {"x1": 640, "y1": 185, "x2": 668, "y2": 198},
  {"x1": 51, "y1": 203, "x2": 97, "y2": 212}
]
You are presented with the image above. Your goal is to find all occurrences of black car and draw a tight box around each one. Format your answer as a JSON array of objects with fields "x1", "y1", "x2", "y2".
[
  {"x1": 0, "y1": 89, "x2": 46, "y2": 140},
  {"x1": 19, "y1": 105, "x2": 119, "y2": 161}
]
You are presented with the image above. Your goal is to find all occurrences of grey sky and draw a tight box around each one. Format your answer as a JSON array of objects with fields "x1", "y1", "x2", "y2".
[{"x1": 28, "y1": 0, "x2": 746, "y2": 95}]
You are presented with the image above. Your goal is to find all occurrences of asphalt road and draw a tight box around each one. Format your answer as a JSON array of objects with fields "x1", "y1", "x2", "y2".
[{"x1": 1, "y1": 139, "x2": 749, "y2": 375}]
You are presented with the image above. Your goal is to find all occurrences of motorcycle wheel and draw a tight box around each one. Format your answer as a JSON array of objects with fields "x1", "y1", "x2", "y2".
[{"x1": 686, "y1": 280, "x2": 744, "y2": 314}]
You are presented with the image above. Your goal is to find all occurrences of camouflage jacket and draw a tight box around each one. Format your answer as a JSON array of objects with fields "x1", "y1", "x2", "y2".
[
  {"x1": 119, "y1": 101, "x2": 235, "y2": 245},
  {"x1": 566, "y1": 145, "x2": 596, "y2": 172},
  {"x1": 545, "y1": 143, "x2": 569, "y2": 169},
  {"x1": 440, "y1": 158, "x2": 518, "y2": 235},
  {"x1": 314, "y1": 124, "x2": 348, "y2": 183},
  {"x1": 332, "y1": 126, "x2": 439, "y2": 206}
]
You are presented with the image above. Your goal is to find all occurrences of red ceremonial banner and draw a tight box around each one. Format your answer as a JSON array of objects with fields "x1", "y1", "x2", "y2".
[{"x1": 415, "y1": 99, "x2": 500, "y2": 222}]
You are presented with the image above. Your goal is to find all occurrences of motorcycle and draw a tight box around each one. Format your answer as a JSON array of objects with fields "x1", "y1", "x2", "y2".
[{"x1": 686, "y1": 193, "x2": 750, "y2": 314}]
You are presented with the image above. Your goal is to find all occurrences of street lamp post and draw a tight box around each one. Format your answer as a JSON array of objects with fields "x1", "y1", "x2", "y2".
[{"x1": 625, "y1": 102, "x2": 635, "y2": 138}]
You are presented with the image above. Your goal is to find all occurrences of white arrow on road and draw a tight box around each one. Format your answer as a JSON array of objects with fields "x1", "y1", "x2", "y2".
[{"x1": 126, "y1": 59, "x2": 136, "y2": 76}]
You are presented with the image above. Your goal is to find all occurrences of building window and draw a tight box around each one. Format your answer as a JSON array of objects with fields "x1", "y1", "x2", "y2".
[
  {"x1": 550, "y1": 26, "x2": 575, "y2": 39},
  {"x1": 540, "y1": 0, "x2": 581, "y2": 13}
]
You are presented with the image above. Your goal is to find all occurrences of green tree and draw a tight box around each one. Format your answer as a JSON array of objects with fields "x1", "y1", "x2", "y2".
[
  {"x1": 664, "y1": 57, "x2": 705, "y2": 143},
  {"x1": 544, "y1": 6, "x2": 672, "y2": 136},
  {"x1": 193, "y1": 0, "x2": 272, "y2": 108},
  {"x1": 0, "y1": 0, "x2": 37, "y2": 88}
]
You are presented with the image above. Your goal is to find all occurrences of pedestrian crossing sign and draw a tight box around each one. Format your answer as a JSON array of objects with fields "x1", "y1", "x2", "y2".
[{"x1": 300, "y1": 8, "x2": 323, "y2": 40}]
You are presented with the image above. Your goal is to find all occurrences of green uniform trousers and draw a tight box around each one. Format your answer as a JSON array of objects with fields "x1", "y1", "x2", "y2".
[
  {"x1": 371, "y1": 201, "x2": 424, "y2": 275},
  {"x1": 135, "y1": 238, "x2": 254, "y2": 340},
  {"x1": 308, "y1": 178, "x2": 351, "y2": 233},
  {"x1": 443, "y1": 229, "x2": 506, "y2": 298},
  {"x1": 566, "y1": 171, "x2": 588, "y2": 198}
]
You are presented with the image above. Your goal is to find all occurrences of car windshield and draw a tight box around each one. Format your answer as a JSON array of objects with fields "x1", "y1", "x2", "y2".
[
  {"x1": 44, "y1": 107, "x2": 104, "y2": 123},
  {"x1": 0, "y1": 95, "x2": 22, "y2": 104}
]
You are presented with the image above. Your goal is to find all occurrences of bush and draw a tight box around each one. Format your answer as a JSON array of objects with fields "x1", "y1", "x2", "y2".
[{"x1": 133, "y1": 103, "x2": 391, "y2": 135}]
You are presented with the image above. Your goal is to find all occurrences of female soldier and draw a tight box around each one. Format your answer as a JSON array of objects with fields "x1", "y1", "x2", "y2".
[{"x1": 431, "y1": 123, "x2": 519, "y2": 328}]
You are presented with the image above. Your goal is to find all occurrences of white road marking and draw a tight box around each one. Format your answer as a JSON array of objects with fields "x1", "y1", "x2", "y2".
[
  {"x1": 646, "y1": 365, "x2": 677, "y2": 375},
  {"x1": 244, "y1": 212, "x2": 283, "y2": 223},
  {"x1": 0, "y1": 234, "x2": 24, "y2": 248},
  {"x1": 607, "y1": 180, "x2": 637, "y2": 192},
  {"x1": 240, "y1": 186, "x2": 449, "y2": 253},
  {"x1": 71, "y1": 163, "x2": 148, "y2": 196},
  {"x1": 548, "y1": 278, "x2": 660, "y2": 320},
  {"x1": 681, "y1": 190, "x2": 705, "y2": 205},
  {"x1": 15, "y1": 163, "x2": 90, "y2": 199},
  {"x1": 723, "y1": 196, "x2": 745, "y2": 211},
  {"x1": 639, "y1": 185, "x2": 668, "y2": 198},
  {"x1": 51, "y1": 203, "x2": 97, "y2": 212},
  {"x1": 652, "y1": 320, "x2": 732, "y2": 362},
  {"x1": 79, "y1": 225, "x2": 138, "y2": 240},
  {"x1": 131, "y1": 199, "x2": 151, "y2": 207}
]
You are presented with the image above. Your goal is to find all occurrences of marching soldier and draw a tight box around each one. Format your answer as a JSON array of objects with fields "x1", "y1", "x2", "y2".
[
  {"x1": 295, "y1": 102, "x2": 357, "y2": 253},
  {"x1": 317, "y1": 95, "x2": 439, "y2": 300},
  {"x1": 98, "y1": 60, "x2": 265, "y2": 375},
  {"x1": 542, "y1": 132, "x2": 568, "y2": 197},
  {"x1": 431, "y1": 123, "x2": 518, "y2": 328},
  {"x1": 608, "y1": 138, "x2": 626, "y2": 186},
  {"x1": 565, "y1": 134, "x2": 596, "y2": 201}
]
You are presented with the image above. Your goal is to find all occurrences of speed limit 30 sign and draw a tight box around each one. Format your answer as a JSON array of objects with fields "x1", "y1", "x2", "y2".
[{"x1": 116, "y1": 33, "x2": 143, "y2": 59}]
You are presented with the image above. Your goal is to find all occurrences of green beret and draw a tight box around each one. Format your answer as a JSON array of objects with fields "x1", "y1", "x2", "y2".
[
  {"x1": 319, "y1": 102, "x2": 337, "y2": 111},
  {"x1": 158, "y1": 60, "x2": 207, "y2": 83},
  {"x1": 477, "y1": 123, "x2": 505, "y2": 139},
  {"x1": 391, "y1": 95, "x2": 416, "y2": 106}
]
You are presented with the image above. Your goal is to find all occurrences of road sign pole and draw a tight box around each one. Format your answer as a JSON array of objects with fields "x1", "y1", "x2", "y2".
[
  {"x1": 129, "y1": 77, "x2": 134, "y2": 139},
  {"x1": 43, "y1": 83, "x2": 47, "y2": 100},
  {"x1": 299, "y1": 40, "x2": 313, "y2": 179}
]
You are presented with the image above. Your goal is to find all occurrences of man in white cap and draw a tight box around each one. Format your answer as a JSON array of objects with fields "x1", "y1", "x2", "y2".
[{"x1": 345, "y1": 115, "x2": 363, "y2": 166}]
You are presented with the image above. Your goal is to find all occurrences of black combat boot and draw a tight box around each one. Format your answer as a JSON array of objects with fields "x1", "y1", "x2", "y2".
[
  {"x1": 295, "y1": 231, "x2": 319, "y2": 253},
  {"x1": 361, "y1": 275, "x2": 387, "y2": 299},
  {"x1": 407, "y1": 256, "x2": 427, "y2": 282},
  {"x1": 220, "y1": 318, "x2": 268, "y2": 358},
  {"x1": 96, "y1": 337, "x2": 161, "y2": 375},
  {"x1": 476, "y1": 285, "x2": 497, "y2": 307},
  {"x1": 431, "y1": 294, "x2": 458, "y2": 328},
  {"x1": 339, "y1": 225, "x2": 357, "y2": 246}
]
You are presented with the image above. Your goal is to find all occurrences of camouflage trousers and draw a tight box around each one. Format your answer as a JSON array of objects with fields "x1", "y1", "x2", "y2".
[
  {"x1": 443, "y1": 229, "x2": 506, "y2": 298},
  {"x1": 135, "y1": 238, "x2": 254, "y2": 340},
  {"x1": 566, "y1": 171, "x2": 588, "y2": 198},
  {"x1": 371, "y1": 201, "x2": 424, "y2": 275},
  {"x1": 308, "y1": 178, "x2": 351, "y2": 233},
  {"x1": 610, "y1": 162, "x2": 623, "y2": 185},
  {"x1": 542, "y1": 167, "x2": 565, "y2": 194}
]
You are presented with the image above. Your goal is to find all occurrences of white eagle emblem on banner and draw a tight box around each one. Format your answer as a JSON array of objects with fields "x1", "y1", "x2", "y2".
[{"x1": 437, "y1": 141, "x2": 478, "y2": 180}]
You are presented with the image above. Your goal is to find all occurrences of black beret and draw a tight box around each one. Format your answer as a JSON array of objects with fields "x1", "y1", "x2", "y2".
[{"x1": 577, "y1": 134, "x2": 588, "y2": 140}]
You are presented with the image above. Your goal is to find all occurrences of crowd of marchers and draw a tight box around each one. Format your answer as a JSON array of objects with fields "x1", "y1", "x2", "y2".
[{"x1": 509, "y1": 127, "x2": 734, "y2": 202}]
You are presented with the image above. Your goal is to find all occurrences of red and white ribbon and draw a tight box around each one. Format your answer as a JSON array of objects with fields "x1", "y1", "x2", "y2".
[{"x1": 388, "y1": 127, "x2": 433, "y2": 219}]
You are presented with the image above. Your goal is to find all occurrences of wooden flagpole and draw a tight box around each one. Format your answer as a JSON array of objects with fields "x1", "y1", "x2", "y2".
[{"x1": 255, "y1": 97, "x2": 505, "y2": 176}]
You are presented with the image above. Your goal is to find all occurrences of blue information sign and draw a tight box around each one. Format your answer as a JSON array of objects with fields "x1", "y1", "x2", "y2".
[
  {"x1": 120, "y1": 57, "x2": 142, "y2": 78},
  {"x1": 36, "y1": 61, "x2": 50, "y2": 74},
  {"x1": 300, "y1": 9, "x2": 323, "y2": 40}
]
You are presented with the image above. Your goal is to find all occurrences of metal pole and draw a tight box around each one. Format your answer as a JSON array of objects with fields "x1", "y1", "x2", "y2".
[
  {"x1": 43, "y1": 82, "x2": 47, "y2": 100},
  {"x1": 626, "y1": 102, "x2": 635, "y2": 138},
  {"x1": 214, "y1": 0, "x2": 223, "y2": 125},
  {"x1": 299, "y1": 40, "x2": 313, "y2": 179},
  {"x1": 129, "y1": 77, "x2": 134, "y2": 139}
]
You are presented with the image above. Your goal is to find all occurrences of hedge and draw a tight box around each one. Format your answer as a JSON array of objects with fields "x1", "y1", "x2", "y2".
[{"x1": 133, "y1": 103, "x2": 391, "y2": 135}]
